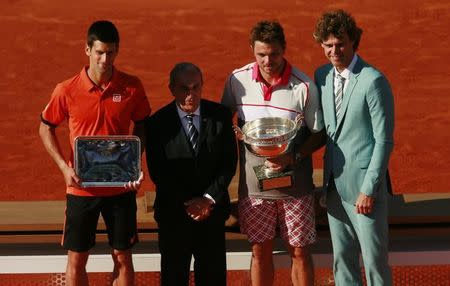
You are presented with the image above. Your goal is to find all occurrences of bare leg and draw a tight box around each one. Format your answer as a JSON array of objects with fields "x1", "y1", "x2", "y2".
[
  {"x1": 111, "y1": 248, "x2": 135, "y2": 286},
  {"x1": 250, "y1": 240, "x2": 274, "y2": 286},
  {"x1": 66, "y1": 250, "x2": 89, "y2": 286},
  {"x1": 287, "y1": 244, "x2": 314, "y2": 286}
]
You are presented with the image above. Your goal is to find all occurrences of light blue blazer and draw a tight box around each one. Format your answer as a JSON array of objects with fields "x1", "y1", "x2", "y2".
[{"x1": 315, "y1": 57, "x2": 394, "y2": 204}]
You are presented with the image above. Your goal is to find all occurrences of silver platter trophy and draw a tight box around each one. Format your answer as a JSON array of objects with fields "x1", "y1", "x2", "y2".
[
  {"x1": 235, "y1": 115, "x2": 303, "y2": 191},
  {"x1": 74, "y1": 135, "x2": 141, "y2": 187}
]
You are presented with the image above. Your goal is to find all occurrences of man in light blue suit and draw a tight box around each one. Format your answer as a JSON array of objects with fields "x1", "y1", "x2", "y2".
[{"x1": 313, "y1": 10, "x2": 394, "y2": 286}]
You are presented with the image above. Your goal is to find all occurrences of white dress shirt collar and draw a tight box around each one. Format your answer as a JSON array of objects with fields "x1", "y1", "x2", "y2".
[
  {"x1": 334, "y1": 54, "x2": 358, "y2": 80},
  {"x1": 176, "y1": 103, "x2": 200, "y2": 119},
  {"x1": 176, "y1": 102, "x2": 201, "y2": 133}
]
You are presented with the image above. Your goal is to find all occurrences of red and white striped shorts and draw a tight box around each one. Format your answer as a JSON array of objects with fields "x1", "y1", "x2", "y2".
[{"x1": 238, "y1": 195, "x2": 316, "y2": 247}]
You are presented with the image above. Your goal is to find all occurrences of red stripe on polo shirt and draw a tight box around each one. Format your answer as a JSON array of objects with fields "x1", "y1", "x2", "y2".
[{"x1": 236, "y1": 103, "x2": 302, "y2": 115}]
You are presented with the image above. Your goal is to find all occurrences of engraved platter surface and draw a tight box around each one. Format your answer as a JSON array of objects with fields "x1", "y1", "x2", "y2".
[{"x1": 74, "y1": 135, "x2": 141, "y2": 187}]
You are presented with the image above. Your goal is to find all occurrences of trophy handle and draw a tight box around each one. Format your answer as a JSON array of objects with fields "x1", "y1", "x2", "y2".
[
  {"x1": 294, "y1": 113, "x2": 304, "y2": 130},
  {"x1": 233, "y1": 125, "x2": 245, "y2": 141}
]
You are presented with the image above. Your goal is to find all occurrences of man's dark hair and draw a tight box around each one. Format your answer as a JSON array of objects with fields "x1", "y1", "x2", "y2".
[
  {"x1": 249, "y1": 20, "x2": 286, "y2": 50},
  {"x1": 87, "y1": 20, "x2": 120, "y2": 48},
  {"x1": 169, "y1": 62, "x2": 203, "y2": 87},
  {"x1": 313, "y1": 9, "x2": 363, "y2": 50}
]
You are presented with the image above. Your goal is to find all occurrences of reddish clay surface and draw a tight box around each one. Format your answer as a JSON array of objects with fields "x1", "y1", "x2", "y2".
[{"x1": 0, "y1": 0, "x2": 448, "y2": 200}]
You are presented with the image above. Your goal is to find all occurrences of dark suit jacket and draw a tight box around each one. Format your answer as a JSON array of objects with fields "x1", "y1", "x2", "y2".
[{"x1": 145, "y1": 99, "x2": 237, "y2": 224}]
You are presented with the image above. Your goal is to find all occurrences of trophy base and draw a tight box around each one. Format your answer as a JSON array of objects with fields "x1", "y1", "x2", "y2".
[{"x1": 253, "y1": 165, "x2": 294, "y2": 191}]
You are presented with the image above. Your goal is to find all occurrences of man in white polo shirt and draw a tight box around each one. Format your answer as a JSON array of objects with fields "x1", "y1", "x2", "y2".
[{"x1": 221, "y1": 20, "x2": 325, "y2": 286}]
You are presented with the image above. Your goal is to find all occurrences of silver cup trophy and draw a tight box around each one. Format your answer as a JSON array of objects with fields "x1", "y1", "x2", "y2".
[{"x1": 235, "y1": 115, "x2": 303, "y2": 191}]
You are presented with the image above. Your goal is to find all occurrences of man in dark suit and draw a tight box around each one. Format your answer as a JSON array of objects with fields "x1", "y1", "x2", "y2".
[{"x1": 145, "y1": 62, "x2": 237, "y2": 286}]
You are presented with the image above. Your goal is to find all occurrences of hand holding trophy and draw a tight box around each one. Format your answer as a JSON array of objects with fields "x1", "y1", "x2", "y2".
[{"x1": 234, "y1": 114, "x2": 303, "y2": 191}]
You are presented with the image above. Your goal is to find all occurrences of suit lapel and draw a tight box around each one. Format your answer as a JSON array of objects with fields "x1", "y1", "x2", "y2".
[
  {"x1": 335, "y1": 57, "x2": 362, "y2": 131},
  {"x1": 168, "y1": 101, "x2": 194, "y2": 156},
  {"x1": 197, "y1": 100, "x2": 211, "y2": 150},
  {"x1": 336, "y1": 74, "x2": 357, "y2": 128},
  {"x1": 324, "y1": 69, "x2": 337, "y2": 137}
]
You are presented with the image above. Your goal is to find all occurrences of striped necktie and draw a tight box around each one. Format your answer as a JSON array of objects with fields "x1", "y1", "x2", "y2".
[
  {"x1": 335, "y1": 73, "x2": 346, "y2": 120},
  {"x1": 186, "y1": 114, "x2": 199, "y2": 152}
]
